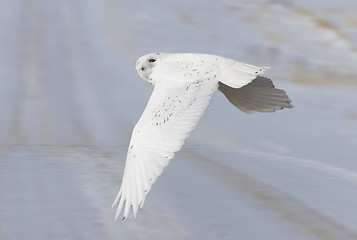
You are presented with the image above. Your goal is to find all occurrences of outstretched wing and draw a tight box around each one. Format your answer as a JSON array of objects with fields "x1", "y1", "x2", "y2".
[
  {"x1": 219, "y1": 76, "x2": 293, "y2": 113},
  {"x1": 112, "y1": 75, "x2": 218, "y2": 222}
]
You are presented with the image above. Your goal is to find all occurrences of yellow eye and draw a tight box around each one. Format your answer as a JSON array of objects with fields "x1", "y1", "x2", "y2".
[{"x1": 149, "y1": 59, "x2": 156, "y2": 62}]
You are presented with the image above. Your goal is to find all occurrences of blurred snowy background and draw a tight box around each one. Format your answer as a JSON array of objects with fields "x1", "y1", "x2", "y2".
[{"x1": 0, "y1": 0, "x2": 357, "y2": 239}]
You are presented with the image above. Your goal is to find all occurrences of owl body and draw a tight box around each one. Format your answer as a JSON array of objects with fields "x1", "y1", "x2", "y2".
[{"x1": 113, "y1": 53, "x2": 292, "y2": 221}]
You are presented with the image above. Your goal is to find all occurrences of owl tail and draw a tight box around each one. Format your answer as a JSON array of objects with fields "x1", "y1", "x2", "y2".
[{"x1": 219, "y1": 76, "x2": 293, "y2": 114}]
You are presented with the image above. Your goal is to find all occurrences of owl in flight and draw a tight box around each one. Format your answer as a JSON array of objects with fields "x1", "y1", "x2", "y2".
[{"x1": 112, "y1": 53, "x2": 292, "y2": 222}]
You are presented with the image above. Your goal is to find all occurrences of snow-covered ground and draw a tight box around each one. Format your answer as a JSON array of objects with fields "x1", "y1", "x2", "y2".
[{"x1": 0, "y1": 0, "x2": 356, "y2": 239}]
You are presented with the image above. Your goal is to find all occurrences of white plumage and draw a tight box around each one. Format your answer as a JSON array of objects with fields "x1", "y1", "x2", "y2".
[{"x1": 112, "y1": 53, "x2": 292, "y2": 222}]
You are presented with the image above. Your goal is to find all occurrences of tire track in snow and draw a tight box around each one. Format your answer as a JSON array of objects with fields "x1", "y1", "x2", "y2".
[
  {"x1": 56, "y1": 0, "x2": 124, "y2": 145},
  {"x1": 9, "y1": 0, "x2": 53, "y2": 145},
  {"x1": 8, "y1": 0, "x2": 30, "y2": 144},
  {"x1": 20, "y1": 0, "x2": 55, "y2": 144},
  {"x1": 193, "y1": 128, "x2": 357, "y2": 186},
  {"x1": 187, "y1": 150, "x2": 357, "y2": 240},
  {"x1": 0, "y1": 145, "x2": 12, "y2": 240},
  {"x1": 7, "y1": 0, "x2": 93, "y2": 145},
  {"x1": 52, "y1": 0, "x2": 98, "y2": 145}
]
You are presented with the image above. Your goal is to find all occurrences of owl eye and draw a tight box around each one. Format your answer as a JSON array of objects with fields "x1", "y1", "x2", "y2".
[{"x1": 148, "y1": 59, "x2": 156, "y2": 62}]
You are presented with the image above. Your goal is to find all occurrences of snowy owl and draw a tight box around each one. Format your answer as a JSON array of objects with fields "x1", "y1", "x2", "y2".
[{"x1": 112, "y1": 53, "x2": 292, "y2": 222}]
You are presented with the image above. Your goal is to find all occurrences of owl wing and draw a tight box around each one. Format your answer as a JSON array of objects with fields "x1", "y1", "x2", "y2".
[
  {"x1": 157, "y1": 53, "x2": 269, "y2": 89},
  {"x1": 112, "y1": 73, "x2": 218, "y2": 222},
  {"x1": 219, "y1": 76, "x2": 293, "y2": 113},
  {"x1": 216, "y1": 55, "x2": 270, "y2": 88}
]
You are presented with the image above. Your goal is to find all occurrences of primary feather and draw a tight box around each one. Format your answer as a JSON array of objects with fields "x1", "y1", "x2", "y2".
[{"x1": 112, "y1": 53, "x2": 292, "y2": 222}]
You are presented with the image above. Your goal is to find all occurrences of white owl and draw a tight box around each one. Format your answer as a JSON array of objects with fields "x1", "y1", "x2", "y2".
[{"x1": 112, "y1": 53, "x2": 292, "y2": 222}]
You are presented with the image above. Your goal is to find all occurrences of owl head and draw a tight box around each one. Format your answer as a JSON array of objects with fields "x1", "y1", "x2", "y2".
[{"x1": 136, "y1": 53, "x2": 161, "y2": 84}]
